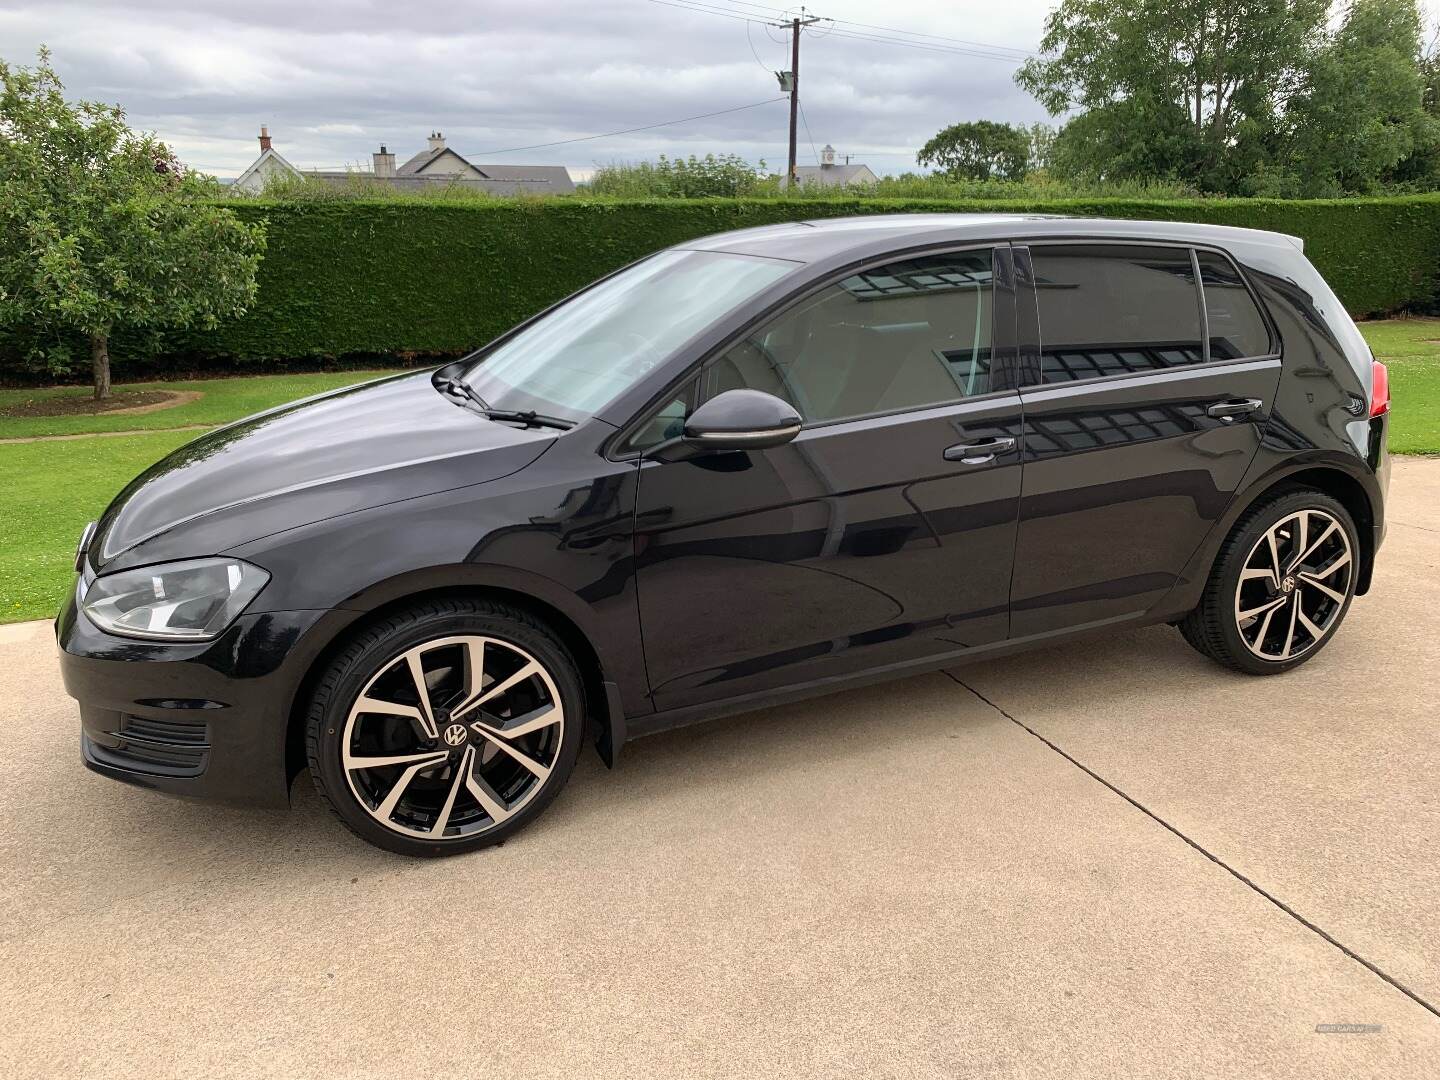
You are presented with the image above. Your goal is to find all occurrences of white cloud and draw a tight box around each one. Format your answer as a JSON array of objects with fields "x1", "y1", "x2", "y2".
[{"x1": 1, "y1": 0, "x2": 1059, "y2": 176}]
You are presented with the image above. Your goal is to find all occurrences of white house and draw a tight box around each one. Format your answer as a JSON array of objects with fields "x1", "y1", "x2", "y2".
[
  {"x1": 790, "y1": 144, "x2": 879, "y2": 188},
  {"x1": 231, "y1": 129, "x2": 575, "y2": 195}
]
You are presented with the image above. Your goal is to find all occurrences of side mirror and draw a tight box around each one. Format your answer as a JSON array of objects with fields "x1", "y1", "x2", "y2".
[{"x1": 649, "y1": 389, "x2": 802, "y2": 461}]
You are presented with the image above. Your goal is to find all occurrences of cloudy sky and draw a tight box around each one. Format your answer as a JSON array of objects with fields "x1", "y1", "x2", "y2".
[{"x1": 0, "y1": 0, "x2": 1060, "y2": 178}]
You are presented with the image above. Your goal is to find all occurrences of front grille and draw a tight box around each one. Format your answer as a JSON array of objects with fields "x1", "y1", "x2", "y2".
[{"x1": 92, "y1": 716, "x2": 210, "y2": 777}]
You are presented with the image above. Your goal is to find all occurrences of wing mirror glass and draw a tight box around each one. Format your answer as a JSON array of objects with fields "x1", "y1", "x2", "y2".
[{"x1": 647, "y1": 389, "x2": 802, "y2": 461}]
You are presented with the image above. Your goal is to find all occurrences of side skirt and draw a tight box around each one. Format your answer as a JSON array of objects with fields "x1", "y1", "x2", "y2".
[{"x1": 623, "y1": 609, "x2": 1156, "y2": 743}]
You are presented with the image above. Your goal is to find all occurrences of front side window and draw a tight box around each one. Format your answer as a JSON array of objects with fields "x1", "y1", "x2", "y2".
[
  {"x1": 706, "y1": 250, "x2": 995, "y2": 424},
  {"x1": 1031, "y1": 245, "x2": 1203, "y2": 384},
  {"x1": 463, "y1": 250, "x2": 796, "y2": 422}
]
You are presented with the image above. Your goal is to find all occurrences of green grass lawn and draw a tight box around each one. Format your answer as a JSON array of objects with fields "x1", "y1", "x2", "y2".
[
  {"x1": 0, "y1": 324, "x2": 1436, "y2": 626},
  {"x1": 1356, "y1": 317, "x2": 1440, "y2": 456},
  {"x1": 0, "y1": 369, "x2": 402, "y2": 439},
  {"x1": 0, "y1": 431, "x2": 198, "y2": 622}
]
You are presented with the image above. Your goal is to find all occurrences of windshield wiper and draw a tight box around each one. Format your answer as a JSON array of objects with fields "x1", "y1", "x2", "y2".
[
  {"x1": 477, "y1": 406, "x2": 574, "y2": 430},
  {"x1": 440, "y1": 377, "x2": 574, "y2": 430}
]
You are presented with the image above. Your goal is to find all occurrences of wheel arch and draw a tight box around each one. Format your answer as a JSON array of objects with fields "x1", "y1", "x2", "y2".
[
  {"x1": 282, "y1": 570, "x2": 626, "y2": 794},
  {"x1": 1268, "y1": 466, "x2": 1376, "y2": 594},
  {"x1": 1162, "y1": 457, "x2": 1381, "y2": 621}
]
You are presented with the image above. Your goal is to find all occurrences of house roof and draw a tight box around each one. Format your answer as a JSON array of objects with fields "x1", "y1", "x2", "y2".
[
  {"x1": 232, "y1": 147, "x2": 302, "y2": 188},
  {"x1": 398, "y1": 145, "x2": 575, "y2": 191},
  {"x1": 471, "y1": 162, "x2": 575, "y2": 189},
  {"x1": 303, "y1": 172, "x2": 563, "y2": 196},
  {"x1": 791, "y1": 163, "x2": 878, "y2": 187},
  {"x1": 397, "y1": 146, "x2": 451, "y2": 175}
]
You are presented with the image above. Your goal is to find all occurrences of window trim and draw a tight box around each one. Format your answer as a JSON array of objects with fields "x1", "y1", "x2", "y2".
[
  {"x1": 1015, "y1": 239, "x2": 1280, "y2": 392},
  {"x1": 611, "y1": 241, "x2": 1017, "y2": 457}
]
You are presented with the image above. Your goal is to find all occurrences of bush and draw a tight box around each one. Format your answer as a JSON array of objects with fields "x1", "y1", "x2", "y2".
[
  {"x1": 6, "y1": 194, "x2": 1440, "y2": 379},
  {"x1": 588, "y1": 155, "x2": 766, "y2": 198}
]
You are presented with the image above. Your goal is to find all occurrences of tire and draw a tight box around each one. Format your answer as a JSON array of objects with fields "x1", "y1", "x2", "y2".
[
  {"x1": 306, "y1": 598, "x2": 585, "y2": 856},
  {"x1": 1179, "y1": 489, "x2": 1360, "y2": 676}
]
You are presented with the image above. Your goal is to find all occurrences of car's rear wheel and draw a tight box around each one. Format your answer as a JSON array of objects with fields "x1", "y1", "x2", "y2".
[
  {"x1": 1180, "y1": 490, "x2": 1359, "y2": 675},
  {"x1": 306, "y1": 599, "x2": 584, "y2": 856}
]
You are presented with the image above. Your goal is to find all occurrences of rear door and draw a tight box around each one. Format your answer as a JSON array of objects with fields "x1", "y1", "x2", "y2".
[
  {"x1": 1008, "y1": 242, "x2": 1281, "y2": 638},
  {"x1": 629, "y1": 246, "x2": 1025, "y2": 711}
]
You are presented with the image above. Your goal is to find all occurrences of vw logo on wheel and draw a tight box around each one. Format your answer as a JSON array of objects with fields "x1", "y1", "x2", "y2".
[{"x1": 442, "y1": 723, "x2": 468, "y2": 747}]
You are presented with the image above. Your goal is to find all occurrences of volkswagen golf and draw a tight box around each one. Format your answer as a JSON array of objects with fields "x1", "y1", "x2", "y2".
[{"x1": 58, "y1": 214, "x2": 1390, "y2": 856}]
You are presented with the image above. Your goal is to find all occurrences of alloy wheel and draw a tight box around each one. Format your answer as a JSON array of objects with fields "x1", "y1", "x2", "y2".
[
  {"x1": 341, "y1": 634, "x2": 565, "y2": 840},
  {"x1": 1233, "y1": 508, "x2": 1353, "y2": 662}
]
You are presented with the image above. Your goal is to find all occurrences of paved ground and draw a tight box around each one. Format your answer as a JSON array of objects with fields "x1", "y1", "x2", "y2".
[{"x1": 2, "y1": 459, "x2": 1437, "y2": 1079}]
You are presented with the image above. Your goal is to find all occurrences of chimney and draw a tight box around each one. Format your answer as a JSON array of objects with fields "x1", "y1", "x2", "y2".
[
  {"x1": 258, "y1": 125, "x2": 272, "y2": 153},
  {"x1": 820, "y1": 143, "x2": 836, "y2": 167},
  {"x1": 427, "y1": 130, "x2": 445, "y2": 152},
  {"x1": 373, "y1": 144, "x2": 396, "y2": 177}
]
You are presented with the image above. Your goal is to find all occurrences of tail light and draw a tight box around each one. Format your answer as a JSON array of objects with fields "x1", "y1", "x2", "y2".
[{"x1": 1370, "y1": 360, "x2": 1390, "y2": 417}]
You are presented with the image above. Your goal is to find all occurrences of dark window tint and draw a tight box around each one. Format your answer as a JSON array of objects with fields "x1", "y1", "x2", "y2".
[
  {"x1": 708, "y1": 250, "x2": 994, "y2": 423},
  {"x1": 623, "y1": 376, "x2": 699, "y2": 452},
  {"x1": 1031, "y1": 245, "x2": 1203, "y2": 384},
  {"x1": 1197, "y1": 252, "x2": 1272, "y2": 359}
]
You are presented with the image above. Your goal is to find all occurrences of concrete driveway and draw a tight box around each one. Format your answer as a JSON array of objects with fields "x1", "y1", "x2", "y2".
[{"x1": 2, "y1": 458, "x2": 1437, "y2": 1079}]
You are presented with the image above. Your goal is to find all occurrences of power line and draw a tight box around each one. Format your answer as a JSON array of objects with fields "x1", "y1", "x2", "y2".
[
  {"x1": 702, "y1": 0, "x2": 1037, "y2": 54},
  {"x1": 650, "y1": 0, "x2": 1032, "y2": 63},
  {"x1": 818, "y1": 26, "x2": 1029, "y2": 64},
  {"x1": 453, "y1": 97, "x2": 788, "y2": 157},
  {"x1": 797, "y1": 98, "x2": 820, "y2": 165},
  {"x1": 645, "y1": 0, "x2": 763, "y2": 24},
  {"x1": 745, "y1": 16, "x2": 781, "y2": 72},
  {"x1": 824, "y1": 16, "x2": 1034, "y2": 57}
]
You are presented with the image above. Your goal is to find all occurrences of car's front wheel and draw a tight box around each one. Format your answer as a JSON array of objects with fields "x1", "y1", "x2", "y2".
[
  {"x1": 306, "y1": 599, "x2": 584, "y2": 856},
  {"x1": 1180, "y1": 489, "x2": 1360, "y2": 675}
]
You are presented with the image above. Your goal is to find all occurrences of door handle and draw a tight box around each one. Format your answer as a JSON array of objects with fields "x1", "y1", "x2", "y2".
[
  {"x1": 1207, "y1": 398, "x2": 1264, "y2": 423},
  {"x1": 943, "y1": 436, "x2": 1016, "y2": 464}
]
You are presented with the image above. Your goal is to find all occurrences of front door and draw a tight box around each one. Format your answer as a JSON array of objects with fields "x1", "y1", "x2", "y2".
[
  {"x1": 630, "y1": 247, "x2": 1025, "y2": 712},
  {"x1": 1008, "y1": 242, "x2": 1282, "y2": 638}
]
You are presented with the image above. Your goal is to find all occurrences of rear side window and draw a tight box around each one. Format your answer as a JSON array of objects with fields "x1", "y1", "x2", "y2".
[
  {"x1": 1031, "y1": 245, "x2": 1204, "y2": 384},
  {"x1": 707, "y1": 250, "x2": 995, "y2": 424},
  {"x1": 1197, "y1": 252, "x2": 1273, "y2": 359}
]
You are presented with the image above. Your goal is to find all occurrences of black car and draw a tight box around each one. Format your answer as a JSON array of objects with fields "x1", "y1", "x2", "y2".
[{"x1": 58, "y1": 215, "x2": 1390, "y2": 856}]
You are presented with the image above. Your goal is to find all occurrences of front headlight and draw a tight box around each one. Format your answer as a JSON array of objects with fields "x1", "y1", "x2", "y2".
[{"x1": 81, "y1": 558, "x2": 270, "y2": 641}]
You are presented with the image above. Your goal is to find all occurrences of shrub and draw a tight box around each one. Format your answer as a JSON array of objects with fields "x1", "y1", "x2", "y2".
[{"x1": 5, "y1": 194, "x2": 1440, "y2": 379}]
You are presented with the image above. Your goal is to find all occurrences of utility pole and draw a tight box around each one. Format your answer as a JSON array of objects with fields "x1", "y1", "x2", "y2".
[{"x1": 777, "y1": 8, "x2": 822, "y2": 187}]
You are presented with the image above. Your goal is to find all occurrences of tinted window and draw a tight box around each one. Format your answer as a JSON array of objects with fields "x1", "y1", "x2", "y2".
[
  {"x1": 1031, "y1": 245, "x2": 1203, "y2": 383},
  {"x1": 463, "y1": 250, "x2": 795, "y2": 421},
  {"x1": 707, "y1": 250, "x2": 994, "y2": 424},
  {"x1": 1198, "y1": 252, "x2": 1272, "y2": 359},
  {"x1": 624, "y1": 377, "x2": 699, "y2": 452}
]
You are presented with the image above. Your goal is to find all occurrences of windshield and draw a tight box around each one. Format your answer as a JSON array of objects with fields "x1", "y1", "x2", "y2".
[{"x1": 462, "y1": 249, "x2": 797, "y2": 420}]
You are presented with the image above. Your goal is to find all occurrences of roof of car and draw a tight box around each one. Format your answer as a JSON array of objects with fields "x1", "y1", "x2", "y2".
[{"x1": 674, "y1": 213, "x2": 1304, "y2": 264}]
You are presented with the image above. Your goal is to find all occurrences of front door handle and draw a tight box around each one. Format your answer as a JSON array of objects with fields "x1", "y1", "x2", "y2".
[
  {"x1": 1207, "y1": 398, "x2": 1264, "y2": 422},
  {"x1": 943, "y1": 436, "x2": 1016, "y2": 464}
]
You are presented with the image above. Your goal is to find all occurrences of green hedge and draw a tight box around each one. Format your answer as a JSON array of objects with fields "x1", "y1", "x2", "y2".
[{"x1": 10, "y1": 194, "x2": 1440, "y2": 374}]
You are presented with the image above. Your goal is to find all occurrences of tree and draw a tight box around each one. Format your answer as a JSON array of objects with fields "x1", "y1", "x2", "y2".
[
  {"x1": 1022, "y1": 122, "x2": 1058, "y2": 174},
  {"x1": 917, "y1": 121, "x2": 1031, "y2": 181},
  {"x1": 1047, "y1": 97, "x2": 1203, "y2": 183},
  {"x1": 0, "y1": 50, "x2": 265, "y2": 398},
  {"x1": 1016, "y1": 0, "x2": 1331, "y2": 191},
  {"x1": 1280, "y1": 0, "x2": 1436, "y2": 193}
]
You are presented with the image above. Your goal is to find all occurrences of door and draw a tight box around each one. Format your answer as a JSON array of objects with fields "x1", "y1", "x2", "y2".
[
  {"x1": 1008, "y1": 242, "x2": 1281, "y2": 638},
  {"x1": 630, "y1": 247, "x2": 1025, "y2": 712}
]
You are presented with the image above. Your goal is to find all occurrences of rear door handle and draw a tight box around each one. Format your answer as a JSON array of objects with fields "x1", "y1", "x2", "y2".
[
  {"x1": 943, "y1": 436, "x2": 1016, "y2": 464},
  {"x1": 1207, "y1": 398, "x2": 1264, "y2": 422}
]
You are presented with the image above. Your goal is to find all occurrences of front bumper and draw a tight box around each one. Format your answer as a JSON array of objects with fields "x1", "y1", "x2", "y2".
[{"x1": 57, "y1": 595, "x2": 353, "y2": 808}]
